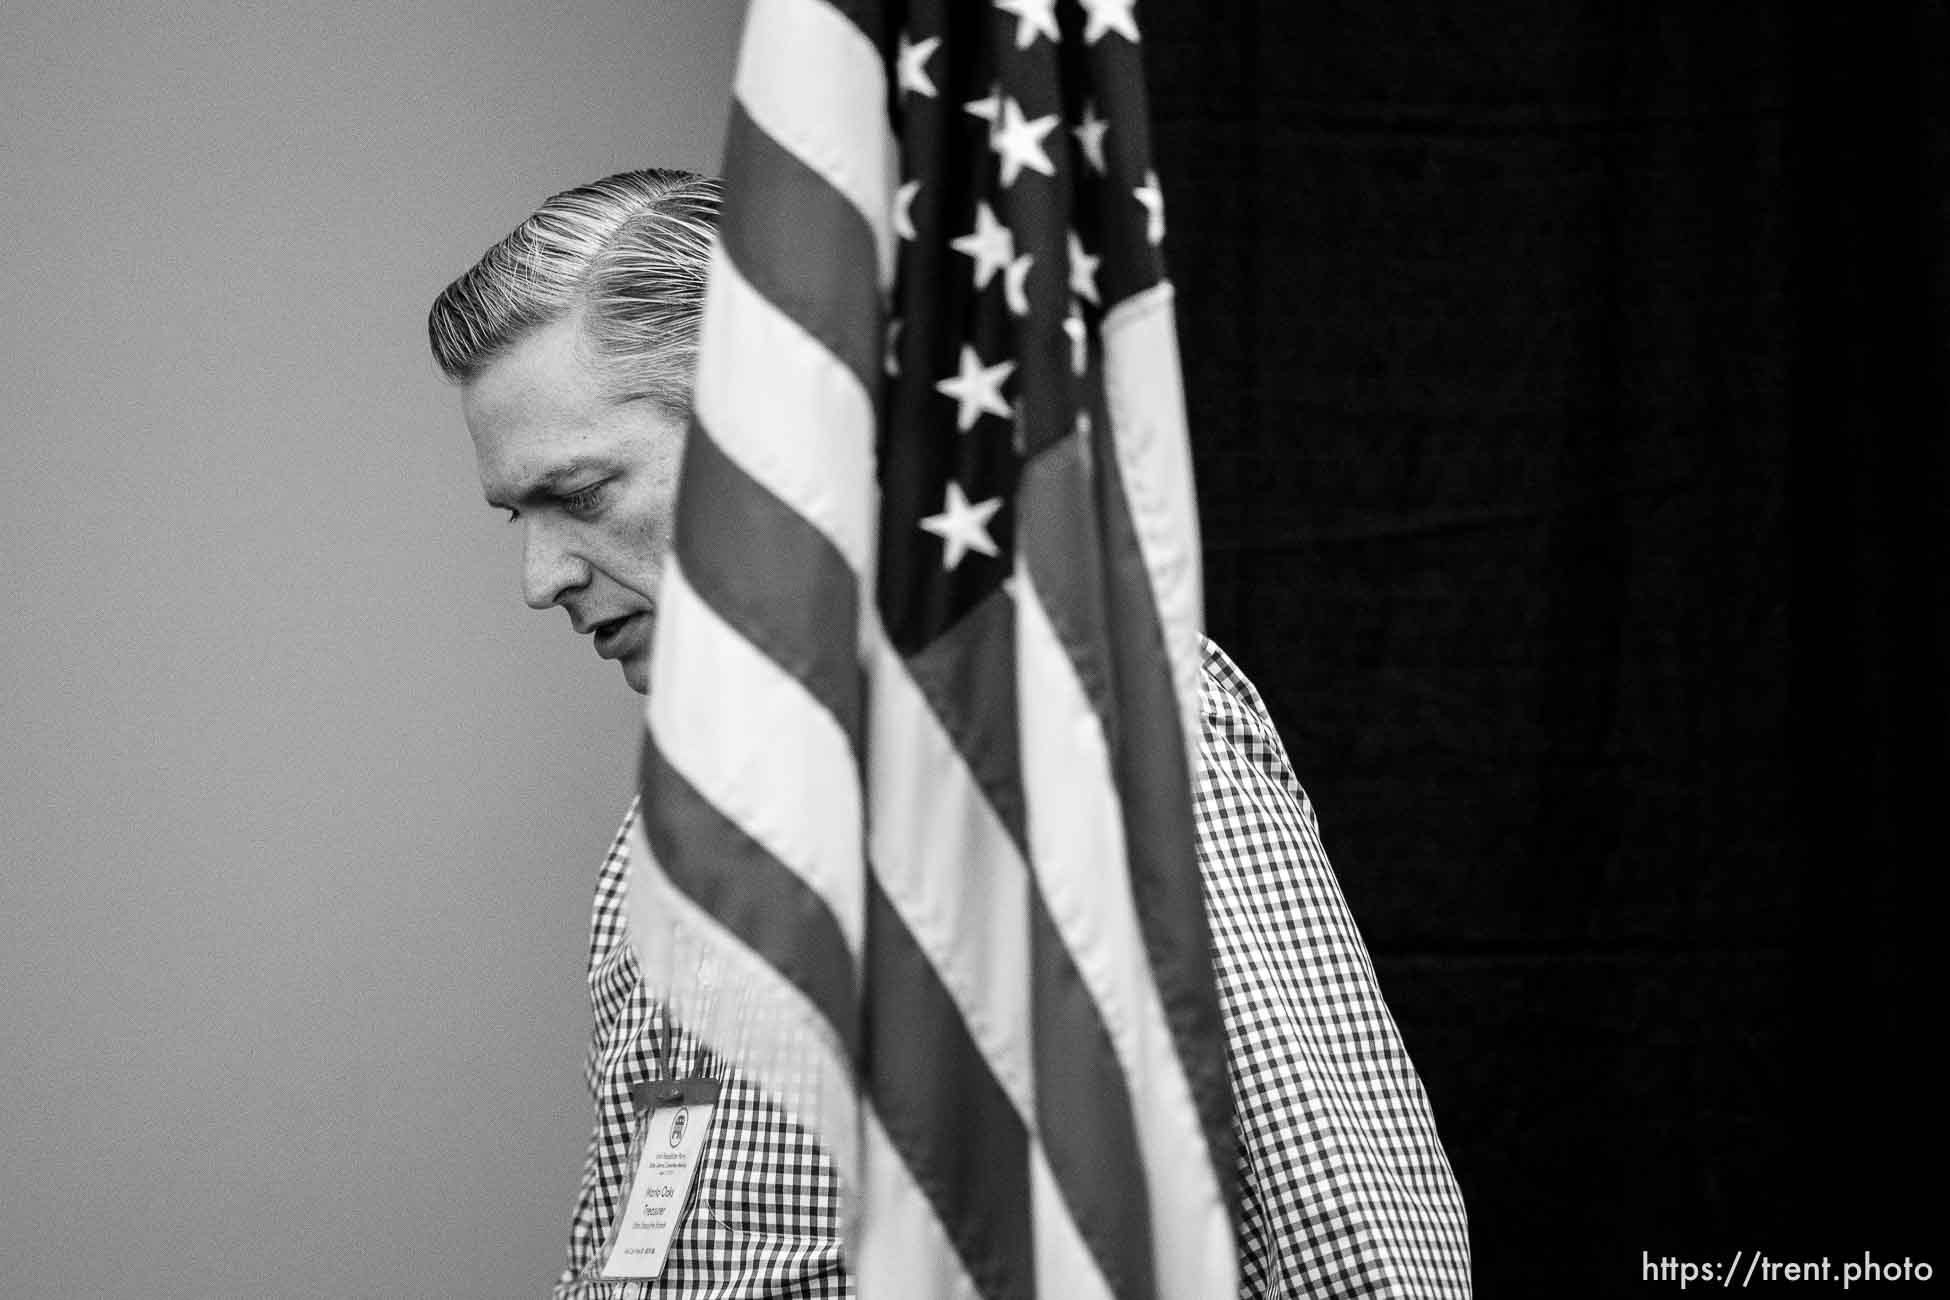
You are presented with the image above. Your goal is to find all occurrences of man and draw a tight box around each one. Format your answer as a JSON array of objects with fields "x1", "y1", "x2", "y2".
[{"x1": 431, "y1": 169, "x2": 1470, "y2": 1298}]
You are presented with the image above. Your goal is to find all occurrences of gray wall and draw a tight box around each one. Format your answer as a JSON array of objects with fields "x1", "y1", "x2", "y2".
[{"x1": 0, "y1": 2, "x2": 740, "y2": 1293}]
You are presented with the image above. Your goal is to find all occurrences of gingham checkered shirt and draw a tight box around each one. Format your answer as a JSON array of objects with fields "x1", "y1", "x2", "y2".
[{"x1": 553, "y1": 639, "x2": 1470, "y2": 1299}]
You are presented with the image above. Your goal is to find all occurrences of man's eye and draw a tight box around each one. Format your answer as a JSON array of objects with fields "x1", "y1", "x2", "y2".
[{"x1": 562, "y1": 483, "x2": 607, "y2": 516}]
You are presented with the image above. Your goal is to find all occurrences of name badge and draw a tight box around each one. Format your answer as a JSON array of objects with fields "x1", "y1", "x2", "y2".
[{"x1": 597, "y1": 1078, "x2": 721, "y2": 1281}]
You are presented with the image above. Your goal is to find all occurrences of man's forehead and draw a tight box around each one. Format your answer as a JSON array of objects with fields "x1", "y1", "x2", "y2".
[{"x1": 462, "y1": 319, "x2": 615, "y2": 494}]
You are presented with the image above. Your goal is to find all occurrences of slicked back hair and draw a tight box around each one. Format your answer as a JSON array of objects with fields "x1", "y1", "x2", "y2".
[{"x1": 428, "y1": 169, "x2": 721, "y2": 415}]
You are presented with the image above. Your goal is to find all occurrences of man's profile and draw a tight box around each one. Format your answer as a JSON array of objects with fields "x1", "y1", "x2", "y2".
[
  {"x1": 430, "y1": 168, "x2": 1469, "y2": 1298},
  {"x1": 433, "y1": 172, "x2": 715, "y2": 697}
]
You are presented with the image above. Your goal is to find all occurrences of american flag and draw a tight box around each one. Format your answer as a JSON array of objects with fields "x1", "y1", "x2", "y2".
[{"x1": 628, "y1": 0, "x2": 1237, "y2": 1293}]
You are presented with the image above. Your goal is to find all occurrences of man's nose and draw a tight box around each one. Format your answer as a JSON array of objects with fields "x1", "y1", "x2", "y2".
[{"x1": 521, "y1": 520, "x2": 590, "y2": 610}]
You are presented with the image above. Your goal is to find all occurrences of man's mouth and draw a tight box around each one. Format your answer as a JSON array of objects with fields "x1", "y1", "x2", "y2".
[{"x1": 591, "y1": 613, "x2": 646, "y2": 659}]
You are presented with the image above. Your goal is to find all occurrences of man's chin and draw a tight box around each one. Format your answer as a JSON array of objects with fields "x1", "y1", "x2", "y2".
[{"x1": 621, "y1": 656, "x2": 651, "y2": 695}]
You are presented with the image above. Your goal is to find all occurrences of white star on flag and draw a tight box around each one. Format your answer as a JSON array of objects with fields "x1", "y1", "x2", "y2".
[
  {"x1": 964, "y1": 83, "x2": 1003, "y2": 132},
  {"x1": 992, "y1": 97, "x2": 1059, "y2": 187},
  {"x1": 1134, "y1": 169, "x2": 1165, "y2": 244},
  {"x1": 920, "y1": 480, "x2": 1003, "y2": 570},
  {"x1": 897, "y1": 33, "x2": 940, "y2": 99},
  {"x1": 995, "y1": 0, "x2": 1059, "y2": 49},
  {"x1": 1063, "y1": 304, "x2": 1088, "y2": 374},
  {"x1": 934, "y1": 344, "x2": 1017, "y2": 431},
  {"x1": 950, "y1": 202, "x2": 1017, "y2": 290},
  {"x1": 1003, "y1": 253, "x2": 1035, "y2": 317},
  {"x1": 1079, "y1": 0, "x2": 1140, "y2": 44},
  {"x1": 1067, "y1": 230, "x2": 1101, "y2": 305},
  {"x1": 1073, "y1": 101, "x2": 1110, "y2": 174},
  {"x1": 893, "y1": 180, "x2": 921, "y2": 241}
]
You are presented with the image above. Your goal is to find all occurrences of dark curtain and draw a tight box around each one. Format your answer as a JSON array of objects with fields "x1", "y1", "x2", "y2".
[{"x1": 1150, "y1": 2, "x2": 1947, "y2": 1292}]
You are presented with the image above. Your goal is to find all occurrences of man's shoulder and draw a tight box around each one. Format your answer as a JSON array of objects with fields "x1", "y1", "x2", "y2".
[
  {"x1": 597, "y1": 796, "x2": 639, "y2": 890},
  {"x1": 588, "y1": 795, "x2": 641, "y2": 967},
  {"x1": 1194, "y1": 636, "x2": 1296, "y2": 770},
  {"x1": 1196, "y1": 635, "x2": 1273, "y2": 722}
]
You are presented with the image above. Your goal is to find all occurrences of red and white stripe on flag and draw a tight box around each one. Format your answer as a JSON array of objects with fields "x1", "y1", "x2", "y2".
[{"x1": 628, "y1": 0, "x2": 1237, "y2": 1295}]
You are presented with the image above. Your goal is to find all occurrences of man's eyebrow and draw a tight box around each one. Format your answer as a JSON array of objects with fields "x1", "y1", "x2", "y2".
[{"x1": 484, "y1": 456, "x2": 616, "y2": 510}]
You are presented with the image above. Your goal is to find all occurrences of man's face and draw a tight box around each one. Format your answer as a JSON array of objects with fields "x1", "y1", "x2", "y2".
[{"x1": 462, "y1": 314, "x2": 685, "y2": 694}]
